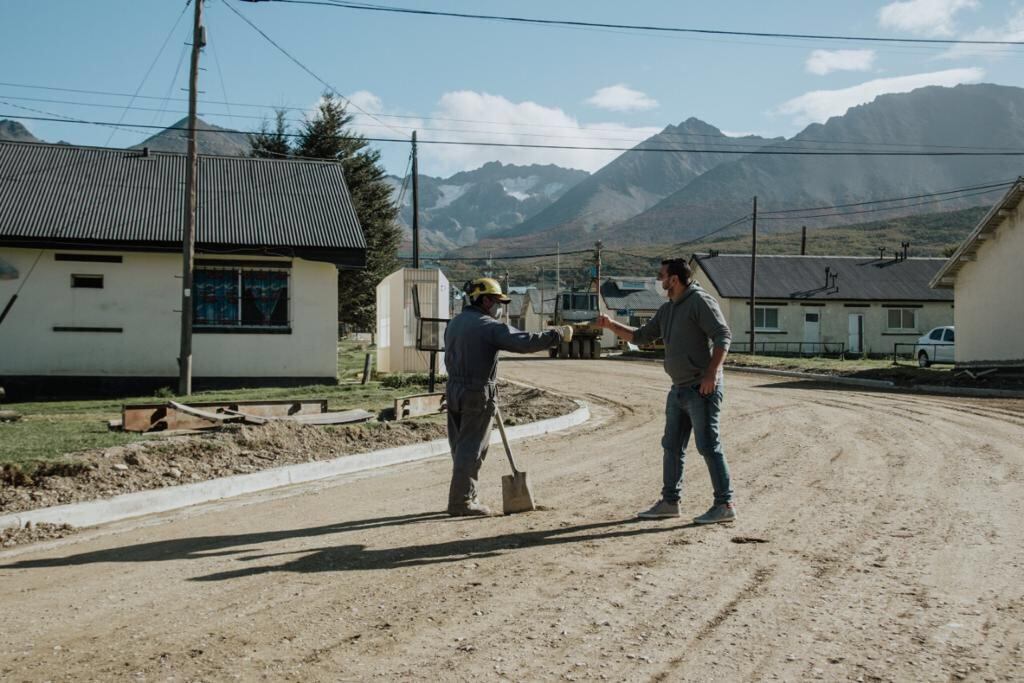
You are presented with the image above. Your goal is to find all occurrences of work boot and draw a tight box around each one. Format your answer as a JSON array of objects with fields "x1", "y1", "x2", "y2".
[
  {"x1": 693, "y1": 503, "x2": 737, "y2": 525},
  {"x1": 447, "y1": 500, "x2": 494, "y2": 517},
  {"x1": 637, "y1": 499, "x2": 680, "y2": 519}
]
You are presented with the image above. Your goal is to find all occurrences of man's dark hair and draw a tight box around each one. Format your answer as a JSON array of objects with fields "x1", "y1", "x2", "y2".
[{"x1": 661, "y1": 258, "x2": 692, "y2": 284}]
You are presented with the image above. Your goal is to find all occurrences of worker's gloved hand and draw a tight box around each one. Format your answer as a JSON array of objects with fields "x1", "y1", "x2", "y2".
[{"x1": 554, "y1": 325, "x2": 574, "y2": 343}]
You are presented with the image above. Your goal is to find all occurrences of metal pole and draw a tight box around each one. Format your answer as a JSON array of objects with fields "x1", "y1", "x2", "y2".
[
  {"x1": 411, "y1": 131, "x2": 420, "y2": 269},
  {"x1": 555, "y1": 242, "x2": 560, "y2": 302},
  {"x1": 178, "y1": 0, "x2": 204, "y2": 396},
  {"x1": 748, "y1": 196, "x2": 757, "y2": 357},
  {"x1": 503, "y1": 270, "x2": 510, "y2": 324},
  {"x1": 594, "y1": 240, "x2": 602, "y2": 311}
]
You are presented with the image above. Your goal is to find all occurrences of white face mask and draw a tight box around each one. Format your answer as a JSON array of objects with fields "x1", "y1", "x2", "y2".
[{"x1": 490, "y1": 304, "x2": 504, "y2": 320}]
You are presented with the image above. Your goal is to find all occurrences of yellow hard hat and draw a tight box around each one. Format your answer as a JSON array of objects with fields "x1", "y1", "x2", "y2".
[{"x1": 465, "y1": 277, "x2": 511, "y2": 303}]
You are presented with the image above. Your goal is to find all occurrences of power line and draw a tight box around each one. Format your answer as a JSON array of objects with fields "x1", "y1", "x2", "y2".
[
  {"x1": 243, "y1": 0, "x2": 1024, "y2": 47},
  {"x1": 759, "y1": 185, "x2": 1009, "y2": 220},
  {"x1": 221, "y1": 0, "x2": 407, "y2": 136},
  {"x1": 11, "y1": 92, "x2": 1024, "y2": 153},
  {"x1": 105, "y1": 1, "x2": 191, "y2": 146},
  {"x1": 760, "y1": 180, "x2": 1017, "y2": 215},
  {"x1": 11, "y1": 112, "x2": 1024, "y2": 157}
]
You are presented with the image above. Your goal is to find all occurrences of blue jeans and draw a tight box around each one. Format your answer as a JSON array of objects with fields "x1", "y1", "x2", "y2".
[{"x1": 661, "y1": 384, "x2": 733, "y2": 506}]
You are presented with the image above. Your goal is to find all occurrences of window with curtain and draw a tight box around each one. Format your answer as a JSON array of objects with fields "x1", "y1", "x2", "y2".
[
  {"x1": 886, "y1": 308, "x2": 916, "y2": 331},
  {"x1": 194, "y1": 267, "x2": 289, "y2": 330}
]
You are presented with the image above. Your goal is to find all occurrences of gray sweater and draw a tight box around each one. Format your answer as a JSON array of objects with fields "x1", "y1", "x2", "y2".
[
  {"x1": 632, "y1": 283, "x2": 732, "y2": 386},
  {"x1": 444, "y1": 306, "x2": 560, "y2": 390}
]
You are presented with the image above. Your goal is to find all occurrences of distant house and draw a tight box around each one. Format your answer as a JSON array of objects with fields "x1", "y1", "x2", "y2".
[
  {"x1": 691, "y1": 253, "x2": 953, "y2": 356},
  {"x1": 930, "y1": 180, "x2": 1024, "y2": 368},
  {"x1": 599, "y1": 278, "x2": 667, "y2": 348},
  {"x1": 0, "y1": 141, "x2": 366, "y2": 397},
  {"x1": 375, "y1": 268, "x2": 450, "y2": 374}
]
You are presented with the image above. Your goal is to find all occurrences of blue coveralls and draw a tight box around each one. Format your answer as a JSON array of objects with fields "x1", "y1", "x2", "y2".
[{"x1": 443, "y1": 305, "x2": 561, "y2": 509}]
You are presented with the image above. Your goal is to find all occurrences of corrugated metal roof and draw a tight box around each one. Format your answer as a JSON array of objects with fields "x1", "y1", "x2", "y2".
[
  {"x1": 601, "y1": 277, "x2": 666, "y2": 311},
  {"x1": 931, "y1": 179, "x2": 1024, "y2": 288},
  {"x1": 0, "y1": 141, "x2": 366, "y2": 264},
  {"x1": 694, "y1": 254, "x2": 952, "y2": 302}
]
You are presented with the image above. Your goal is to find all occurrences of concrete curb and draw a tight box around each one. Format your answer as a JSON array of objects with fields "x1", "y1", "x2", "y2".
[
  {"x1": 724, "y1": 365, "x2": 897, "y2": 389},
  {"x1": 0, "y1": 401, "x2": 590, "y2": 531},
  {"x1": 909, "y1": 384, "x2": 1024, "y2": 399}
]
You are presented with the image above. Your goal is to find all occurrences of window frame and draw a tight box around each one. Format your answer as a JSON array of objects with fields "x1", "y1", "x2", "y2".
[
  {"x1": 192, "y1": 264, "x2": 292, "y2": 334},
  {"x1": 886, "y1": 307, "x2": 917, "y2": 332},
  {"x1": 754, "y1": 306, "x2": 781, "y2": 331}
]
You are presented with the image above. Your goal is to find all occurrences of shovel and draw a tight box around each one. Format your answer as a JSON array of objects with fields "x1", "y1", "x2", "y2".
[{"x1": 493, "y1": 406, "x2": 537, "y2": 514}]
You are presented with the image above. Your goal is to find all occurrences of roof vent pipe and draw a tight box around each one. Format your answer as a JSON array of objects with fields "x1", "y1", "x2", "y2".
[
  {"x1": 142, "y1": 147, "x2": 149, "y2": 158},
  {"x1": 878, "y1": 247, "x2": 885, "y2": 260},
  {"x1": 824, "y1": 266, "x2": 831, "y2": 288}
]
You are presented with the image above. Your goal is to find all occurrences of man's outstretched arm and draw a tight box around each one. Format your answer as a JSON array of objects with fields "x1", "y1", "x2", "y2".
[
  {"x1": 595, "y1": 314, "x2": 637, "y2": 343},
  {"x1": 487, "y1": 321, "x2": 571, "y2": 354}
]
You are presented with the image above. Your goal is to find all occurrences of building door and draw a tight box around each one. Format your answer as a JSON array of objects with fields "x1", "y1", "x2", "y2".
[
  {"x1": 803, "y1": 312, "x2": 821, "y2": 351},
  {"x1": 848, "y1": 313, "x2": 864, "y2": 354}
]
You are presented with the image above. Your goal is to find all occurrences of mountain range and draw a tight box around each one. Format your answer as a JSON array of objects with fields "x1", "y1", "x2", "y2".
[
  {"x1": 383, "y1": 161, "x2": 589, "y2": 251},
  {"x1": 469, "y1": 83, "x2": 1024, "y2": 253}
]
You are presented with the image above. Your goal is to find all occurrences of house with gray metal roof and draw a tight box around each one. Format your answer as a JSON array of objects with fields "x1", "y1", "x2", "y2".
[
  {"x1": 930, "y1": 179, "x2": 1024, "y2": 368},
  {"x1": 0, "y1": 140, "x2": 367, "y2": 397},
  {"x1": 691, "y1": 252, "x2": 953, "y2": 356}
]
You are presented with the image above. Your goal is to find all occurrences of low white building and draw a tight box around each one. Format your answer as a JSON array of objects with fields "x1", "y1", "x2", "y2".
[
  {"x1": 375, "y1": 267, "x2": 450, "y2": 374},
  {"x1": 931, "y1": 179, "x2": 1024, "y2": 368},
  {"x1": 0, "y1": 141, "x2": 366, "y2": 398},
  {"x1": 691, "y1": 253, "x2": 953, "y2": 356}
]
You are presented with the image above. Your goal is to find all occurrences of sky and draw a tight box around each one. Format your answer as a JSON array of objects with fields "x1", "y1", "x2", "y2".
[{"x1": 3, "y1": 0, "x2": 1024, "y2": 178}]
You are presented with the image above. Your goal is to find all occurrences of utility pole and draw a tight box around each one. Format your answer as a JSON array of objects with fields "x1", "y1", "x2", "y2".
[
  {"x1": 594, "y1": 240, "x2": 603, "y2": 314},
  {"x1": 555, "y1": 242, "x2": 560, "y2": 303},
  {"x1": 178, "y1": 0, "x2": 205, "y2": 396},
  {"x1": 748, "y1": 197, "x2": 758, "y2": 357},
  {"x1": 411, "y1": 131, "x2": 420, "y2": 268},
  {"x1": 800, "y1": 225, "x2": 807, "y2": 256}
]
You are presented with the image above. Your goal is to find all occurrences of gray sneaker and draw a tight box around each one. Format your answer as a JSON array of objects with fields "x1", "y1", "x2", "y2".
[
  {"x1": 693, "y1": 503, "x2": 737, "y2": 524},
  {"x1": 637, "y1": 499, "x2": 680, "y2": 519}
]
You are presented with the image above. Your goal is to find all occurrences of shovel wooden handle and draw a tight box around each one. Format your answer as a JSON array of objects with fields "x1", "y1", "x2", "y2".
[{"x1": 493, "y1": 406, "x2": 520, "y2": 475}]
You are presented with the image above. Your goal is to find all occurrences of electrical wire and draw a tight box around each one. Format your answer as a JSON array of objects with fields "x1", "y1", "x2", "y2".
[
  {"x1": 222, "y1": 0, "x2": 408, "y2": 136},
  {"x1": 760, "y1": 180, "x2": 1017, "y2": 215},
  {"x1": 243, "y1": 0, "x2": 1024, "y2": 47},
  {"x1": 104, "y1": 1, "x2": 191, "y2": 146},
  {"x1": 759, "y1": 185, "x2": 1009, "y2": 220},
  {"x1": 10, "y1": 112, "x2": 1024, "y2": 157}
]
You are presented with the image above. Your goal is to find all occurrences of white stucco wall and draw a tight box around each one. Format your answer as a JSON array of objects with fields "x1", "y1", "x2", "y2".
[
  {"x1": 0, "y1": 247, "x2": 338, "y2": 378},
  {"x1": 693, "y1": 266, "x2": 953, "y2": 355},
  {"x1": 952, "y1": 204, "x2": 1024, "y2": 365}
]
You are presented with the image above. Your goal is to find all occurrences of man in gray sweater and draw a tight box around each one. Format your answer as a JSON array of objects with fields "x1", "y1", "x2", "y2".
[
  {"x1": 444, "y1": 277, "x2": 573, "y2": 516},
  {"x1": 596, "y1": 258, "x2": 736, "y2": 524}
]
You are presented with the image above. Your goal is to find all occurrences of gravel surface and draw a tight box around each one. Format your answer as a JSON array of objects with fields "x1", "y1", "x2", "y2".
[{"x1": 0, "y1": 360, "x2": 1021, "y2": 681}]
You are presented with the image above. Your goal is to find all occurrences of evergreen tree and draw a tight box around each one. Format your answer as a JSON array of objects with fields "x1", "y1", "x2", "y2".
[
  {"x1": 249, "y1": 95, "x2": 401, "y2": 330},
  {"x1": 250, "y1": 110, "x2": 291, "y2": 159}
]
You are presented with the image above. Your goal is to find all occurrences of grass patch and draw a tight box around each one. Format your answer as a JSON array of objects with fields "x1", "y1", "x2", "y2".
[{"x1": 0, "y1": 340, "x2": 443, "y2": 467}]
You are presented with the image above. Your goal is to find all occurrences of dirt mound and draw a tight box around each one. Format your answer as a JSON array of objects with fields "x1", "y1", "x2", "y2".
[{"x1": 0, "y1": 383, "x2": 576, "y2": 517}]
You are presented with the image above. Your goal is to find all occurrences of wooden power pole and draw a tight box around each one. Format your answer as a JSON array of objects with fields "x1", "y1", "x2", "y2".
[
  {"x1": 178, "y1": 0, "x2": 204, "y2": 396},
  {"x1": 411, "y1": 131, "x2": 420, "y2": 268},
  {"x1": 594, "y1": 240, "x2": 603, "y2": 313},
  {"x1": 748, "y1": 196, "x2": 758, "y2": 357}
]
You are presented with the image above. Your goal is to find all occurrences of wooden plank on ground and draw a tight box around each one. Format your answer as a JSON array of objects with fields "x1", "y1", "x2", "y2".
[
  {"x1": 167, "y1": 401, "x2": 245, "y2": 424},
  {"x1": 394, "y1": 393, "x2": 446, "y2": 421},
  {"x1": 121, "y1": 398, "x2": 329, "y2": 433},
  {"x1": 290, "y1": 409, "x2": 376, "y2": 426}
]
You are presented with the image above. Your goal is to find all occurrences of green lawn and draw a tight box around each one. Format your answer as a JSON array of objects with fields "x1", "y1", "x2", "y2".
[
  {"x1": 723, "y1": 353, "x2": 960, "y2": 385},
  {"x1": 0, "y1": 340, "x2": 437, "y2": 467}
]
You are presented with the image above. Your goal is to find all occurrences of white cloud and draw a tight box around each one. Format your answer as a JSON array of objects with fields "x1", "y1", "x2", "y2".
[
  {"x1": 805, "y1": 49, "x2": 876, "y2": 75},
  {"x1": 878, "y1": 0, "x2": 978, "y2": 37},
  {"x1": 775, "y1": 67, "x2": 985, "y2": 126},
  {"x1": 347, "y1": 90, "x2": 661, "y2": 176},
  {"x1": 585, "y1": 84, "x2": 659, "y2": 112},
  {"x1": 346, "y1": 90, "x2": 384, "y2": 114},
  {"x1": 941, "y1": 8, "x2": 1024, "y2": 60}
]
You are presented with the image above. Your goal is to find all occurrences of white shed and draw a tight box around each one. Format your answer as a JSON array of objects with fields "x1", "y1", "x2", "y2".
[
  {"x1": 376, "y1": 268, "x2": 450, "y2": 374},
  {"x1": 930, "y1": 179, "x2": 1024, "y2": 368}
]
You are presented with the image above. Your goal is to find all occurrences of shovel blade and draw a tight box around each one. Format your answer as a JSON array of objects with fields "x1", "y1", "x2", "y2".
[{"x1": 501, "y1": 471, "x2": 536, "y2": 514}]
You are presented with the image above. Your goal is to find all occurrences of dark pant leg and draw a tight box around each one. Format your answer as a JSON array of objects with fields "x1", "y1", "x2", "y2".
[
  {"x1": 447, "y1": 386, "x2": 496, "y2": 508},
  {"x1": 661, "y1": 387, "x2": 692, "y2": 504},
  {"x1": 688, "y1": 386, "x2": 733, "y2": 505}
]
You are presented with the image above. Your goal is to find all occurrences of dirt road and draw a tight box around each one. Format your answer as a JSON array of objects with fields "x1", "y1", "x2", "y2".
[{"x1": 1, "y1": 359, "x2": 1022, "y2": 682}]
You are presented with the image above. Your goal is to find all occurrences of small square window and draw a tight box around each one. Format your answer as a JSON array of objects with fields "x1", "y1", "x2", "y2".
[{"x1": 71, "y1": 274, "x2": 104, "y2": 289}]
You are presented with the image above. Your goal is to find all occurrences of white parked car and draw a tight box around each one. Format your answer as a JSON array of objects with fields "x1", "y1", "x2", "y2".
[{"x1": 914, "y1": 326, "x2": 955, "y2": 367}]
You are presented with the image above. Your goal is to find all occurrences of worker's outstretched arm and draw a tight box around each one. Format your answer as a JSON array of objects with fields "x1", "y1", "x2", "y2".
[{"x1": 487, "y1": 321, "x2": 564, "y2": 354}]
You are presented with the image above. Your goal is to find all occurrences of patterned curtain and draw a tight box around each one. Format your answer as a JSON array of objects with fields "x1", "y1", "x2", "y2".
[
  {"x1": 194, "y1": 270, "x2": 239, "y2": 325},
  {"x1": 243, "y1": 270, "x2": 287, "y2": 324}
]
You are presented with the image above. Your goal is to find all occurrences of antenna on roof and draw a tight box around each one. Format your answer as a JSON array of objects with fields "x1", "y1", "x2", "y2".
[{"x1": 878, "y1": 247, "x2": 885, "y2": 260}]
